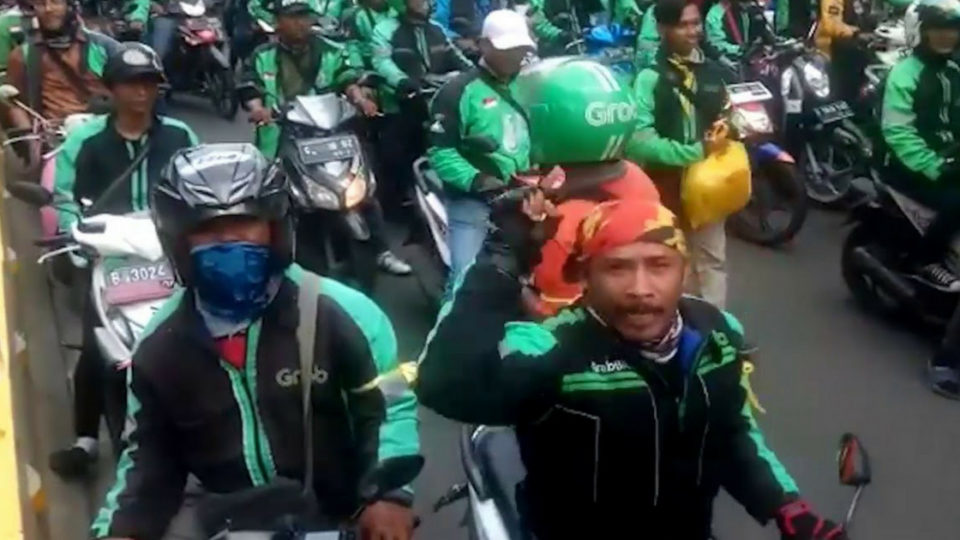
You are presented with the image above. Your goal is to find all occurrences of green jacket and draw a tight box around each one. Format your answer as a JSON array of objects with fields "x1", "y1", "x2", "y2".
[
  {"x1": 426, "y1": 68, "x2": 531, "y2": 192},
  {"x1": 248, "y1": 0, "x2": 343, "y2": 25},
  {"x1": 705, "y1": 1, "x2": 768, "y2": 60},
  {"x1": 634, "y1": 7, "x2": 659, "y2": 70},
  {"x1": 417, "y1": 262, "x2": 797, "y2": 538},
  {"x1": 371, "y1": 17, "x2": 471, "y2": 113},
  {"x1": 343, "y1": 5, "x2": 399, "y2": 66},
  {"x1": 17, "y1": 29, "x2": 115, "y2": 114},
  {"x1": 240, "y1": 37, "x2": 363, "y2": 159},
  {"x1": 0, "y1": 8, "x2": 27, "y2": 73},
  {"x1": 53, "y1": 114, "x2": 199, "y2": 231},
  {"x1": 882, "y1": 51, "x2": 960, "y2": 182},
  {"x1": 626, "y1": 50, "x2": 729, "y2": 214},
  {"x1": 124, "y1": 0, "x2": 149, "y2": 23}
]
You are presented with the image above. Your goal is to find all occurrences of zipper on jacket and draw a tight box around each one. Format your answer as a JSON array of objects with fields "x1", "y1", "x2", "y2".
[
  {"x1": 647, "y1": 387, "x2": 660, "y2": 506},
  {"x1": 555, "y1": 405, "x2": 601, "y2": 503},
  {"x1": 696, "y1": 374, "x2": 711, "y2": 486},
  {"x1": 221, "y1": 361, "x2": 270, "y2": 484},
  {"x1": 238, "y1": 374, "x2": 270, "y2": 482}
]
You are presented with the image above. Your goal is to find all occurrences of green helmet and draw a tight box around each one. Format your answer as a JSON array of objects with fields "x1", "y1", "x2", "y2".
[{"x1": 515, "y1": 57, "x2": 638, "y2": 166}]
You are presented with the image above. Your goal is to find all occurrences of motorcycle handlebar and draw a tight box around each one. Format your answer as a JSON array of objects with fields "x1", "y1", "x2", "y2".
[{"x1": 34, "y1": 234, "x2": 71, "y2": 248}]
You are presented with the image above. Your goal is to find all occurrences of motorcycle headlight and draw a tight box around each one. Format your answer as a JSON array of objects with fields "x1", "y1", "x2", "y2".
[
  {"x1": 344, "y1": 173, "x2": 368, "y2": 209},
  {"x1": 305, "y1": 181, "x2": 340, "y2": 210},
  {"x1": 802, "y1": 63, "x2": 831, "y2": 99}
]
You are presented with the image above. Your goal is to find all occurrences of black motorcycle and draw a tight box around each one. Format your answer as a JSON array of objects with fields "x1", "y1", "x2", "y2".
[
  {"x1": 163, "y1": 0, "x2": 238, "y2": 119},
  {"x1": 842, "y1": 179, "x2": 959, "y2": 325}
]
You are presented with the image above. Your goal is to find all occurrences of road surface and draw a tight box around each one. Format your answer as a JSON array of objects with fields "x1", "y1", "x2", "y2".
[{"x1": 14, "y1": 96, "x2": 960, "y2": 539}]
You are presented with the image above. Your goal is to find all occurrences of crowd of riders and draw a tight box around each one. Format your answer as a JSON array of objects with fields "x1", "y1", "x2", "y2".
[{"x1": 0, "y1": 0, "x2": 959, "y2": 536}]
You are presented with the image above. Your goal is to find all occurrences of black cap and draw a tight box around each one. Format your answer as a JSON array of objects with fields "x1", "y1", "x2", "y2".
[{"x1": 103, "y1": 42, "x2": 166, "y2": 87}]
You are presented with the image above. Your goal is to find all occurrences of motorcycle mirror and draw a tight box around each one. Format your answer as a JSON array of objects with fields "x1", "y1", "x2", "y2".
[
  {"x1": 463, "y1": 135, "x2": 498, "y2": 154},
  {"x1": 0, "y1": 83, "x2": 20, "y2": 100},
  {"x1": 7, "y1": 181, "x2": 52, "y2": 207},
  {"x1": 359, "y1": 455, "x2": 425, "y2": 501},
  {"x1": 837, "y1": 433, "x2": 871, "y2": 487}
]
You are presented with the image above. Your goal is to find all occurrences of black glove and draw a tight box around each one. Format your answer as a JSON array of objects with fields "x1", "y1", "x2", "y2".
[
  {"x1": 483, "y1": 192, "x2": 558, "y2": 279},
  {"x1": 776, "y1": 500, "x2": 848, "y2": 540},
  {"x1": 396, "y1": 78, "x2": 419, "y2": 100}
]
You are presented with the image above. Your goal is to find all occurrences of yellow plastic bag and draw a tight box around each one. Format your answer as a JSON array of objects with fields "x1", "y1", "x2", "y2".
[{"x1": 682, "y1": 140, "x2": 752, "y2": 230}]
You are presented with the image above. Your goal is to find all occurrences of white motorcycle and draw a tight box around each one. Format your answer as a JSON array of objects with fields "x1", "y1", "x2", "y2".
[{"x1": 7, "y1": 181, "x2": 176, "y2": 448}]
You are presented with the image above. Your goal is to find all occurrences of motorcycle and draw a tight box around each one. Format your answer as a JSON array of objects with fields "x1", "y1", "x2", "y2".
[
  {"x1": 744, "y1": 36, "x2": 876, "y2": 207},
  {"x1": 436, "y1": 426, "x2": 872, "y2": 540},
  {"x1": 841, "y1": 178, "x2": 960, "y2": 325},
  {"x1": 200, "y1": 455, "x2": 424, "y2": 539},
  {"x1": 722, "y1": 80, "x2": 808, "y2": 247},
  {"x1": 163, "y1": 0, "x2": 238, "y2": 119},
  {"x1": 274, "y1": 89, "x2": 380, "y2": 294},
  {"x1": 6, "y1": 181, "x2": 177, "y2": 451}
]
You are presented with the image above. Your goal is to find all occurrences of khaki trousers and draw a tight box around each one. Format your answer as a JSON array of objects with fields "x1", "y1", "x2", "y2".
[{"x1": 685, "y1": 220, "x2": 727, "y2": 309}]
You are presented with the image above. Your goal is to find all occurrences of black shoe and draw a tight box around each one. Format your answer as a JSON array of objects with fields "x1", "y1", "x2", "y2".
[
  {"x1": 913, "y1": 263, "x2": 960, "y2": 292},
  {"x1": 49, "y1": 446, "x2": 97, "y2": 480},
  {"x1": 928, "y1": 362, "x2": 960, "y2": 400}
]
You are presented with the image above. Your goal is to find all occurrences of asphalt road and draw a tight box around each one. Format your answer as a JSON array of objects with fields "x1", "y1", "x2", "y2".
[{"x1": 24, "y1": 96, "x2": 960, "y2": 539}]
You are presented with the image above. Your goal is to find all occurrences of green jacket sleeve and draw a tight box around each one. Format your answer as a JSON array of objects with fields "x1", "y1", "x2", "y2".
[
  {"x1": 417, "y1": 261, "x2": 561, "y2": 425},
  {"x1": 882, "y1": 62, "x2": 944, "y2": 181},
  {"x1": 625, "y1": 69, "x2": 705, "y2": 167},
  {"x1": 125, "y1": 0, "x2": 150, "y2": 23},
  {"x1": 705, "y1": 3, "x2": 743, "y2": 59},
  {"x1": 370, "y1": 19, "x2": 408, "y2": 88},
  {"x1": 53, "y1": 128, "x2": 87, "y2": 232},
  {"x1": 634, "y1": 8, "x2": 660, "y2": 70},
  {"x1": 611, "y1": 0, "x2": 642, "y2": 27},
  {"x1": 527, "y1": 0, "x2": 564, "y2": 42},
  {"x1": 426, "y1": 79, "x2": 481, "y2": 191},
  {"x1": 329, "y1": 39, "x2": 364, "y2": 88},
  {"x1": 238, "y1": 48, "x2": 265, "y2": 102},
  {"x1": 248, "y1": 0, "x2": 275, "y2": 25}
]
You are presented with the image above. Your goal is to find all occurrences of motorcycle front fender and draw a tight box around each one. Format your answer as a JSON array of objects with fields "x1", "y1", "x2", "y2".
[
  {"x1": 206, "y1": 43, "x2": 231, "y2": 70},
  {"x1": 341, "y1": 209, "x2": 370, "y2": 241},
  {"x1": 750, "y1": 142, "x2": 796, "y2": 165}
]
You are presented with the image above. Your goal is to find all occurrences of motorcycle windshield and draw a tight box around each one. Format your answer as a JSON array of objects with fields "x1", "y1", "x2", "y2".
[{"x1": 286, "y1": 94, "x2": 355, "y2": 131}]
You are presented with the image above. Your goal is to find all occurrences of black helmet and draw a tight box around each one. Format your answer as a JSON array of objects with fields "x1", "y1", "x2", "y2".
[
  {"x1": 103, "y1": 42, "x2": 166, "y2": 87},
  {"x1": 152, "y1": 143, "x2": 294, "y2": 285},
  {"x1": 917, "y1": 0, "x2": 960, "y2": 29}
]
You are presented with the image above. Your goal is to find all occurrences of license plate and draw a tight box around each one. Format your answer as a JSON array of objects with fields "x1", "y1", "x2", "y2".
[
  {"x1": 298, "y1": 135, "x2": 359, "y2": 166},
  {"x1": 103, "y1": 261, "x2": 175, "y2": 306},
  {"x1": 814, "y1": 101, "x2": 853, "y2": 124}
]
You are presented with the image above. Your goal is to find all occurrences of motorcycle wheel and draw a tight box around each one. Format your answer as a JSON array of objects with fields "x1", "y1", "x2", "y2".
[
  {"x1": 208, "y1": 68, "x2": 239, "y2": 120},
  {"x1": 801, "y1": 140, "x2": 857, "y2": 208},
  {"x1": 729, "y1": 161, "x2": 808, "y2": 247},
  {"x1": 841, "y1": 223, "x2": 906, "y2": 318}
]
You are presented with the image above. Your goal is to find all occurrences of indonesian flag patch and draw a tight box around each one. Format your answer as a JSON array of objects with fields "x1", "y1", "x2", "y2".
[{"x1": 482, "y1": 97, "x2": 498, "y2": 108}]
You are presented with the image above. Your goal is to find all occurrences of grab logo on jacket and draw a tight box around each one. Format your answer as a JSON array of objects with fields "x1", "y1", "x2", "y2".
[
  {"x1": 502, "y1": 112, "x2": 528, "y2": 153},
  {"x1": 585, "y1": 101, "x2": 637, "y2": 127},
  {"x1": 591, "y1": 359, "x2": 630, "y2": 373},
  {"x1": 276, "y1": 366, "x2": 330, "y2": 387}
]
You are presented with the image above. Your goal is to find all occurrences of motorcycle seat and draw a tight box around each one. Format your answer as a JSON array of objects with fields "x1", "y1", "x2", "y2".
[
  {"x1": 879, "y1": 183, "x2": 936, "y2": 234},
  {"x1": 472, "y1": 426, "x2": 527, "y2": 537}
]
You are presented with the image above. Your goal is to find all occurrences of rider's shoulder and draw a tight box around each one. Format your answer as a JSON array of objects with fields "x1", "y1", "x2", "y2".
[
  {"x1": 678, "y1": 295, "x2": 745, "y2": 340},
  {"x1": 130, "y1": 288, "x2": 189, "y2": 366},
  {"x1": 372, "y1": 15, "x2": 400, "y2": 36},
  {"x1": 82, "y1": 28, "x2": 120, "y2": 51},
  {"x1": 63, "y1": 114, "x2": 109, "y2": 146},
  {"x1": 157, "y1": 115, "x2": 195, "y2": 135},
  {"x1": 433, "y1": 68, "x2": 481, "y2": 104},
  {"x1": 282, "y1": 264, "x2": 391, "y2": 333}
]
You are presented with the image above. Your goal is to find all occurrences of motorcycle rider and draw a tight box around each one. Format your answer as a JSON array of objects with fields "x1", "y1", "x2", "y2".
[
  {"x1": 426, "y1": 8, "x2": 534, "y2": 295},
  {"x1": 881, "y1": 1, "x2": 960, "y2": 290},
  {"x1": 704, "y1": 0, "x2": 774, "y2": 61},
  {"x1": 433, "y1": 0, "x2": 568, "y2": 57},
  {"x1": 5, "y1": 0, "x2": 117, "y2": 134},
  {"x1": 626, "y1": 0, "x2": 731, "y2": 308},
  {"x1": 90, "y1": 143, "x2": 420, "y2": 540},
  {"x1": 249, "y1": 0, "x2": 343, "y2": 27},
  {"x1": 417, "y1": 195, "x2": 847, "y2": 539},
  {"x1": 239, "y1": 0, "x2": 411, "y2": 275},
  {"x1": 343, "y1": 0, "x2": 399, "y2": 67},
  {"x1": 46, "y1": 42, "x2": 199, "y2": 479},
  {"x1": 0, "y1": 0, "x2": 33, "y2": 76},
  {"x1": 371, "y1": 0, "x2": 472, "y2": 219},
  {"x1": 513, "y1": 57, "x2": 662, "y2": 317}
]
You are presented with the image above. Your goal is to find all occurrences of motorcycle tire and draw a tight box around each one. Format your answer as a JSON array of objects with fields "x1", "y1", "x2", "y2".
[
  {"x1": 208, "y1": 68, "x2": 239, "y2": 120},
  {"x1": 801, "y1": 140, "x2": 857, "y2": 208},
  {"x1": 729, "y1": 161, "x2": 808, "y2": 248},
  {"x1": 841, "y1": 223, "x2": 907, "y2": 319}
]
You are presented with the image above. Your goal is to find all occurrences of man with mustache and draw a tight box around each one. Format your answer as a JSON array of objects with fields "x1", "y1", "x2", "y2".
[{"x1": 417, "y1": 197, "x2": 845, "y2": 539}]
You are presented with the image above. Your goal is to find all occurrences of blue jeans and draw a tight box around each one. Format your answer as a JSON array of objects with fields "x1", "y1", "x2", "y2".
[
  {"x1": 444, "y1": 195, "x2": 490, "y2": 298},
  {"x1": 148, "y1": 16, "x2": 178, "y2": 65}
]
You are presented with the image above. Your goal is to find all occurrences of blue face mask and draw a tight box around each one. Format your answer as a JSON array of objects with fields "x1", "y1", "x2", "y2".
[{"x1": 190, "y1": 242, "x2": 277, "y2": 323}]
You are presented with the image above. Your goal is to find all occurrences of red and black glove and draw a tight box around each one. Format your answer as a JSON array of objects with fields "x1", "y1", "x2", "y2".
[{"x1": 777, "y1": 500, "x2": 848, "y2": 540}]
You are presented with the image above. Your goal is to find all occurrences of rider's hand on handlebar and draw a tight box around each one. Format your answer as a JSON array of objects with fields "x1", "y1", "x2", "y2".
[
  {"x1": 248, "y1": 106, "x2": 273, "y2": 126},
  {"x1": 776, "y1": 500, "x2": 848, "y2": 540},
  {"x1": 357, "y1": 500, "x2": 415, "y2": 540}
]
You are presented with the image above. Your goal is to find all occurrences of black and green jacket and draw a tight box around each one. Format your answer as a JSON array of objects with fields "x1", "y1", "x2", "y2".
[
  {"x1": 426, "y1": 68, "x2": 531, "y2": 193},
  {"x1": 881, "y1": 49, "x2": 960, "y2": 182},
  {"x1": 626, "y1": 49, "x2": 728, "y2": 214},
  {"x1": 417, "y1": 262, "x2": 798, "y2": 538},
  {"x1": 18, "y1": 28, "x2": 116, "y2": 113},
  {"x1": 370, "y1": 16, "x2": 472, "y2": 112},
  {"x1": 247, "y1": 0, "x2": 345, "y2": 25},
  {"x1": 705, "y1": 0, "x2": 771, "y2": 60},
  {"x1": 239, "y1": 36, "x2": 363, "y2": 159},
  {"x1": 52, "y1": 114, "x2": 198, "y2": 232},
  {"x1": 343, "y1": 4, "x2": 399, "y2": 67},
  {"x1": 92, "y1": 264, "x2": 420, "y2": 540},
  {"x1": 0, "y1": 7, "x2": 29, "y2": 73}
]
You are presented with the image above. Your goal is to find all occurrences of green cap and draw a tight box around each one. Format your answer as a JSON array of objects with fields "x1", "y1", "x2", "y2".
[{"x1": 515, "y1": 57, "x2": 638, "y2": 165}]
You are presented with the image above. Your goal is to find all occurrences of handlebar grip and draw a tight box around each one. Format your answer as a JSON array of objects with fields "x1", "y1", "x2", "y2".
[{"x1": 34, "y1": 234, "x2": 70, "y2": 248}]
